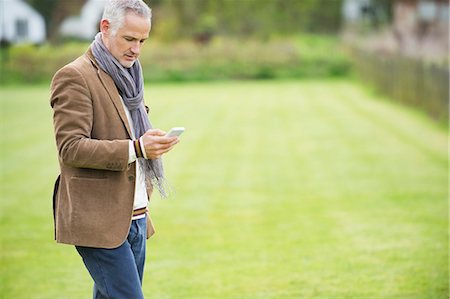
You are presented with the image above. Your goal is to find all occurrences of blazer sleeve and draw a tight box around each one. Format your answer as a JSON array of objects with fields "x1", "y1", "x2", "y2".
[{"x1": 50, "y1": 65, "x2": 129, "y2": 171}]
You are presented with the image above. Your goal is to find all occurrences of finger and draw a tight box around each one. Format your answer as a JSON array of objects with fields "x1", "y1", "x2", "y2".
[
  {"x1": 155, "y1": 136, "x2": 179, "y2": 144},
  {"x1": 150, "y1": 141, "x2": 175, "y2": 153},
  {"x1": 142, "y1": 136, "x2": 173, "y2": 147},
  {"x1": 144, "y1": 138, "x2": 179, "y2": 158},
  {"x1": 157, "y1": 142, "x2": 177, "y2": 154},
  {"x1": 153, "y1": 141, "x2": 178, "y2": 150},
  {"x1": 145, "y1": 129, "x2": 166, "y2": 136},
  {"x1": 147, "y1": 144, "x2": 174, "y2": 159}
]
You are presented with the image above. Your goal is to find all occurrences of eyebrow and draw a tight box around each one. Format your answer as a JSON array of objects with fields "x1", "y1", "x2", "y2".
[{"x1": 123, "y1": 35, "x2": 147, "y2": 42}]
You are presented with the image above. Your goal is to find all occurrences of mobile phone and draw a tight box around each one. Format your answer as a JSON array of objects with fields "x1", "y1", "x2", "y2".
[{"x1": 166, "y1": 127, "x2": 185, "y2": 137}]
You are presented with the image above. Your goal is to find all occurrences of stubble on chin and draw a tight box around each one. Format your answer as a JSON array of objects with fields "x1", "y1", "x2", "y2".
[{"x1": 121, "y1": 60, "x2": 135, "y2": 68}]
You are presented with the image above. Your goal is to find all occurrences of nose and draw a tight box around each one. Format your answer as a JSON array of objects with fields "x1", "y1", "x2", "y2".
[{"x1": 131, "y1": 42, "x2": 141, "y2": 55}]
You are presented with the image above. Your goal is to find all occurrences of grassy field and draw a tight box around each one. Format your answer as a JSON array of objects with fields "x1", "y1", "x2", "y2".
[{"x1": 0, "y1": 79, "x2": 448, "y2": 298}]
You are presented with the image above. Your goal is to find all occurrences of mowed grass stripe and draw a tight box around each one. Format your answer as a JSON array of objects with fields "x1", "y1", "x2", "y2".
[
  {"x1": 332, "y1": 81, "x2": 447, "y2": 165},
  {"x1": 0, "y1": 80, "x2": 447, "y2": 299},
  {"x1": 299, "y1": 81, "x2": 446, "y2": 201},
  {"x1": 142, "y1": 80, "x2": 447, "y2": 298}
]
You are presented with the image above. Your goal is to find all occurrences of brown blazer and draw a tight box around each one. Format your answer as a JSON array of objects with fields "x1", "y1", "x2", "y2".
[{"x1": 50, "y1": 48, "x2": 154, "y2": 248}]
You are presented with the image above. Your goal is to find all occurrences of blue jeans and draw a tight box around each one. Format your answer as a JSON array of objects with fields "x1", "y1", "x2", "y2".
[{"x1": 76, "y1": 217, "x2": 147, "y2": 299}]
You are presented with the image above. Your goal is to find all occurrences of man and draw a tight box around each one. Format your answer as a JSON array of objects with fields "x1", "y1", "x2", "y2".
[{"x1": 50, "y1": 0, "x2": 179, "y2": 298}]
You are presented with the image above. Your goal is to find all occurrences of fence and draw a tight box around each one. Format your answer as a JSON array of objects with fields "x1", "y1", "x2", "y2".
[{"x1": 350, "y1": 48, "x2": 449, "y2": 124}]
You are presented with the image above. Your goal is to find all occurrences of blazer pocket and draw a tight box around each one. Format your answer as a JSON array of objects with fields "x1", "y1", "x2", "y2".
[{"x1": 69, "y1": 177, "x2": 110, "y2": 232}]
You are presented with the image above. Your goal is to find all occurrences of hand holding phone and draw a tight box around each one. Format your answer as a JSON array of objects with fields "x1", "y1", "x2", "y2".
[{"x1": 141, "y1": 128, "x2": 183, "y2": 160}]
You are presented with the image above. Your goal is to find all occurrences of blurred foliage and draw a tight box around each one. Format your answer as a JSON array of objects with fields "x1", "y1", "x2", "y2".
[
  {"x1": 26, "y1": 0, "x2": 344, "y2": 42},
  {"x1": 151, "y1": 0, "x2": 344, "y2": 41},
  {"x1": 26, "y1": 0, "x2": 86, "y2": 42},
  {"x1": 4, "y1": 1, "x2": 351, "y2": 84},
  {"x1": 0, "y1": 42, "x2": 86, "y2": 83},
  {"x1": 0, "y1": 35, "x2": 351, "y2": 84}
]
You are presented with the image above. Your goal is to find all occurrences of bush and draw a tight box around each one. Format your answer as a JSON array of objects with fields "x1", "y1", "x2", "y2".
[
  {"x1": 0, "y1": 35, "x2": 351, "y2": 84},
  {"x1": 140, "y1": 35, "x2": 351, "y2": 82},
  {"x1": 1, "y1": 43, "x2": 87, "y2": 84}
]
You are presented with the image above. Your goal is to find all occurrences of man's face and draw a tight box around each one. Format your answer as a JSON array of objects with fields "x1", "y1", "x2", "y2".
[{"x1": 101, "y1": 13, "x2": 151, "y2": 68}]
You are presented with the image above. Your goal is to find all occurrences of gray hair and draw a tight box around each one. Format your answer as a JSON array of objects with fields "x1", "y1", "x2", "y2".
[{"x1": 102, "y1": 0, "x2": 152, "y2": 35}]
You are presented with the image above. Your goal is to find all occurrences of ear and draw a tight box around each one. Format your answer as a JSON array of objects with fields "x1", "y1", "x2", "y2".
[{"x1": 100, "y1": 19, "x2": 110, "y2": 35}]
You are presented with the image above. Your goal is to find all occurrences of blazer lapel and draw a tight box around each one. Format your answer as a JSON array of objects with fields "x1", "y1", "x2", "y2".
[{"x1": 86, "y1": 49, "x2": 133, "y2": 139}]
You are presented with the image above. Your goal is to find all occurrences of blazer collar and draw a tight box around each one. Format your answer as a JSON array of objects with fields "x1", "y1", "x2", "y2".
[{"x1": 86, "y1": 48, "x2": 134, "y2": 139}]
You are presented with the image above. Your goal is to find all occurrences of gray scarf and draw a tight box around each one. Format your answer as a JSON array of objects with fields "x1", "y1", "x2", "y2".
[{"x1": 91, "y1": 32, "x2": 168, "y2": 198}]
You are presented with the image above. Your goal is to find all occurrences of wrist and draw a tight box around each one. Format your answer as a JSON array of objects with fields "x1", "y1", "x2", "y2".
[
  {"x1": 133, "y1": 139, "x2": 144, "y2": 159},
  {"x1": 139, "y1": 136, "x2": 148, "y2": 159}
]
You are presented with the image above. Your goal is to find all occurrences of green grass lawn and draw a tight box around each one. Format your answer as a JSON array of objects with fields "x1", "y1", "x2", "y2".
[{"x1": 0, "y1": 79, "x2": 448, "y2": 298}]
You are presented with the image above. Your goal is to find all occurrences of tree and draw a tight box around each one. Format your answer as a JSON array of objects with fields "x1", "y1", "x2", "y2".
[{"x1": 26, "y1": 0, "x2": 87, "y2": 42}]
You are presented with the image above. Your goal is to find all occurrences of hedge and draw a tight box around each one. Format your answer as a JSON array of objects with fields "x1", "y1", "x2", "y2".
[{"x1": 0, "y1": 35, "x2": 351, "y2": 84}]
